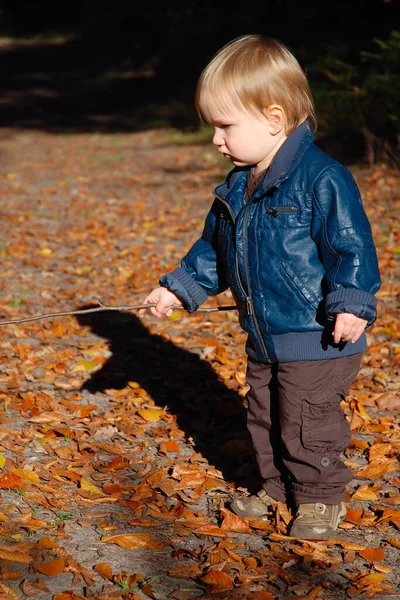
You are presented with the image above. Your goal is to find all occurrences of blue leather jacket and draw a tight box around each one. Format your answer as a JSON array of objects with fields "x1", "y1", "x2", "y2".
[{"x1": 160, "y1": 122, "x2": 381, "y2": 363}]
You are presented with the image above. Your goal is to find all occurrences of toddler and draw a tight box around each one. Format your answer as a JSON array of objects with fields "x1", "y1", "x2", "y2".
[{"x1": 140, "y1": 35, "x2": 381, "y2": 539}]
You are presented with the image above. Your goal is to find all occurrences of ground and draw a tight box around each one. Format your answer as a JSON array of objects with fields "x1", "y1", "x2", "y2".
[{"x1": 0, "y1": 127, "x2": 399, "y2": 600}]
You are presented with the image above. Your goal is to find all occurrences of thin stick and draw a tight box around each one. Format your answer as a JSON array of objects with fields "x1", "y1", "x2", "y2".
[{"x1": 0, "y1": 301, "x2": 237, "y2": 326}]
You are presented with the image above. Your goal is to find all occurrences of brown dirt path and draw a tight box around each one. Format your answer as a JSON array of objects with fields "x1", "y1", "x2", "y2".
[{"x1": 0, "y1": 128, "x2": 399, "y2": 599}]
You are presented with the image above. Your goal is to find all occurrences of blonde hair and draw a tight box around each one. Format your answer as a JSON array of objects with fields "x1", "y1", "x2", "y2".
[{"x1": 196, "y1": 35, "x2": 317, "y2": 134}]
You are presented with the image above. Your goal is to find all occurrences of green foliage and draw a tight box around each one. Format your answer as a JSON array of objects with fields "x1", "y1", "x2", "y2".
[{"x1": 312, "y1": 31, "x2": 400, "y2": 163}]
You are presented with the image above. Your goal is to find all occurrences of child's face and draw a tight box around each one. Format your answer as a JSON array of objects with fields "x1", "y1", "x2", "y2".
[{"x1": 206, "y1": 100, "x2": 287, "y2": 173}]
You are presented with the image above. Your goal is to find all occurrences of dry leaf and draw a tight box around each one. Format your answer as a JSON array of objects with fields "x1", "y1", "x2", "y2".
[
  {"x1": 80, "y1": 477, "x2": 104, "y2": 495},
  {"x1": 94, "y1": 562, "x2": 113, "y2": 580},
  {"x1": 359, "y1": 547, "x2": 385, "y2": 562},
  {"x1": 201, "y1": 570, "x2": 234, "y2": 592},
  {"x1": 11, "y1": 469, "x2": 40, "y2": 485},
  {"x1": 0, "y1": 547, "x2": 32, "y2": 563},
  {"x1": 220, "y1": 507, "x2": 251, "y2": 533},
  {"x1": 101, "y1": 533, "x2": 167, "y2": 550},
  {"x1": 351, "y1": 484, "x2": 378, "y2": 501},
  {"x1": 137, "y1": 408, "x2": 167, "y2": 423},
  {"x1": 0, "y1": 473, "x2": 25, "y2": 490},
  {"x1": 34, "y1": 557, "x2": 65, "y2": 576},
  {"x1": 355, "y1": 461, "x2": 394, "y2": 480}
]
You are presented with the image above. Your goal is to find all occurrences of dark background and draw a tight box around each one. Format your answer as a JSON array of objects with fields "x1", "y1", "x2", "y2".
[{"x1": 1, "y1": 0, "x2": 399, "y2": 162}]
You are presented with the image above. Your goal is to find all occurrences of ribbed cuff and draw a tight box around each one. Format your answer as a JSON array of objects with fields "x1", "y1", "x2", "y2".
[
  {"x1": 159, "y1": 267, "x2": 208, "y2": 313},
  {"x1": 325, "y1": 288, "x2": 377, "y2": 325}
]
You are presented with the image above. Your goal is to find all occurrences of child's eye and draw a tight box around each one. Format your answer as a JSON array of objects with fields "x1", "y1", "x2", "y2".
[{"x1": 221, "y1": 124, "x2": 232, "y2": 130}]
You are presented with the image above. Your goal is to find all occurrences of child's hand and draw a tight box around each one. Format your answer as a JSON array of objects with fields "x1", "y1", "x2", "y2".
[
  {"x1": 138, "y1": 287, "x2": 182, "y2": 318},
  {"x1": 333, "y1": 313, "x2": 368, "y2": 344}
]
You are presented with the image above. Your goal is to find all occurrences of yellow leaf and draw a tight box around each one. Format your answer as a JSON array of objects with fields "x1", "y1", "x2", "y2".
[
  {"x1": 355, "y1": 403, "x2": 372, "y2": 422},
  {"x1": 351, "y1": 484, "x2": 378, "y2": 501},
  {"x1": 6, "y1": 173, "x2": 15, "y2": 180},
  {"x1": 137, "y1": 408, "x2": 166, "y2": 423},
  {"x1": 168, "y1": 311, "x2": 182, "y2": 320},
  {"x1": 74, "y1": 359, "x2": 98, "y2": 372},
  {"x1": 12, "y1": 469, "x2": 40, "y2": 485},
  {"x1": 0, "y1": 452, "x2": 5, "y2": 470},
  {"x1": 80, "y1": 477, "x2": 104, "y2": 495},
  {"x1": 39, "y1": 248, "x2": 52, "y2": 257},
  {"x1": 10, "y1": 534, "x2": 24, "y2": 542}
]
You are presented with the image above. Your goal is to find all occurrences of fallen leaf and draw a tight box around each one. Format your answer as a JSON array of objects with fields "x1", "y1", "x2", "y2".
[
  {"x1": 351, "y1": 484, "x2": 378, "y2": 501},
  {"x1": 201, "y1": 570, "x2": 234, "y2": 592},
  {"x1": 0, "y1": 472, "x2": 25, "y2": 490},
  {"x1": 0, "y1": 547, "x2": 33, "y2": 563},
  {"x1": 101, "y1": 533, "x2": 167, "y2": 550},
  {"x1": 34, "y1": 557, "x2": 65, "y2": 576},
  {"x1": 11, "y1": 469, "x2": 40, "y2": 485},
  {"x1": 355, "y1": 461, "x2": 395, "y2": 480},
  {"x1": 94, "y1": 562, "x2": 113, "y2": 580},
  {"x1": 220, "y1": 507, "x2": 251, "y2": 533},
  {"x1": 359, "y1": 547, "x2": 385, "y2": 563},
  {"x1": 80, "y1": 477, "x2": 104, "y2": 495},
  {"x1": 137, "y1": 408, "x2": 167, "y2": 423}
]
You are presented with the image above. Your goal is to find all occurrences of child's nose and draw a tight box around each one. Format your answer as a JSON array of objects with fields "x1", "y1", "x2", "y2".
[{"x1": 213, "y1": 130, "x2": 224, "y2": 146}]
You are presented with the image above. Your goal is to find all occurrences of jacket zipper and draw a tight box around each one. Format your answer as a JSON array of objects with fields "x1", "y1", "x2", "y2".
[
  {"x1": 216, "y1": 193, "x2": 269, "y2": 361},
  {"x1": 265, "y1": 206, "x2": 298, "y2": 217},
  {"x1": 241, "y1": 203, "x2": 270, "y2": 361}
]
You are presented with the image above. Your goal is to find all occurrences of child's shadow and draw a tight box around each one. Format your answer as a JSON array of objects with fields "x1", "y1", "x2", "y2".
[{"x1": 76, "y1": 307, "x2": 257, "y2": 488}]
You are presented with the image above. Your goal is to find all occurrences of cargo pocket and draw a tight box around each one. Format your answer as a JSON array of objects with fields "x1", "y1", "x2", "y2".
[{"x1": 301, "y1": 391, "x2": 350, "y2": 454}]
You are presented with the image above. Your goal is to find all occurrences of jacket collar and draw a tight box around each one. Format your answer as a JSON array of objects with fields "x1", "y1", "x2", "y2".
[{"x1": 214, "y1": 120, "x2": 314, "y2": 207}]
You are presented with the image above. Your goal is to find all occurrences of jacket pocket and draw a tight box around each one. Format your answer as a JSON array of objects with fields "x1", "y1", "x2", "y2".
[
  {"x1": 265, "y1": 206, "x2": 299, "y2": 217},
  {"x1": 280, "y1": 262, "x2": 321, "y2": 310}
]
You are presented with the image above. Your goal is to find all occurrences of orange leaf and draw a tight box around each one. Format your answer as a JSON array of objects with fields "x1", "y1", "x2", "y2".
[
  {"x1": 355, "y1": 461, "x2": 394, "y2": 480},
  {"x1": 167, "y1": 564, "x2": 202, "y2": 579},
  {"x1": 104, "y1": 457, "x2": 130, "y2": 471},
  {"x1": 0, "y1": 473, "x2": 25, "y2": 490},
  {"x1": 201, "y1": 570, "x2": 233, "y2": 591},
  {"x1": 195, "y1": 524, "x2": 228, "y2": 538},
  {"x1": 94, "y1": 562, "x2": 113, "y2": 580},
  {"x1": 386, "y1": 537, "x2": 400, "y2": 549},
  {"x1": 247, "y1": 593, "x2": 275, "y2": 600},
  {"x1": 0, "y1": 547, "x2": 33, "y2": 563},
  {"x1": 0, "y1": 567, "x2": 22, "y2": 581},
  {"x1": 101, "y1": 533, "x2": 166, "y2": 550},
  {"x1": 163, "y1": 441, "x2": 180, "y2": 453},
  {"x1": 330, "y1": 538, "x2": 367, "y2": 551},
  {"x1": 359, "y1": 547, "x2": 385, "y2": 563},
  {"x1": 220, "y1": 508, "x2": 251, "y2": 533},
  {"x1": 345, "y1": 507, "x2": 363, "y2": 525},
  {"x1": 35, "y1": 557, "x2": 65, "y2": 576},
  {"x1": 37, "y1": 537, "x2": 59, "y2": 549}
]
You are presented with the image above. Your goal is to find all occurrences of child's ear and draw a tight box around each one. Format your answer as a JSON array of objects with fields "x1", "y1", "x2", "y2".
[{"x1": 264, "y1": 105, "x2": 286, "y2": 134}]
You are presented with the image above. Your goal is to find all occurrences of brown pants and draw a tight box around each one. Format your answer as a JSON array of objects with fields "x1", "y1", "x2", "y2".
[{"x1": 246, "y1": 353, "x2": 362, "y2": 505}]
